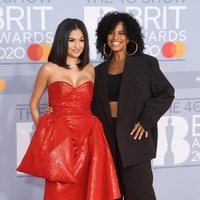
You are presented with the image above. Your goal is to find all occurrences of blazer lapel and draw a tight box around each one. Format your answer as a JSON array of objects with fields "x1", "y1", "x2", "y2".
[
  {"x1": 117, "y1": 56, "x2": 141, "y2": 118},
  {"x1": 98, "y1": 60, "x2": 113, "y2": 129}
]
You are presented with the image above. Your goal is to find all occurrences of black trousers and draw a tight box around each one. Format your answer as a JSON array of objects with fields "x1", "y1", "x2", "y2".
[{"x1": 111, "y1": 118, "x2": 156, "y2": 200}]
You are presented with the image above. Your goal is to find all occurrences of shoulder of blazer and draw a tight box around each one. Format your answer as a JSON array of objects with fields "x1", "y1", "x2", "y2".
[
  {"x1": 124, "y1": 54, "x2": 155, "y2": 64},
  {"x1": 126, "y1": 54, "x2": 159, "y2": 71},
  {"x1": 128, "y1": 53, "x2": 158, "y2": 63},
  {"x1": 94, "y1": 54, "x2": 159, "y2": 73},
  {"x1": 95, "y1": 59, "x2": 110, "y2": 74},
  {"x1": 142, "y1": 54, "x2": 159, "y2": 67}
]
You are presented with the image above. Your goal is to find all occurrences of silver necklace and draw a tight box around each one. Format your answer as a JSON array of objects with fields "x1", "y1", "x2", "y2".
[{"x1": 66, "y1": 59, "x2": 81, "y2": 68}]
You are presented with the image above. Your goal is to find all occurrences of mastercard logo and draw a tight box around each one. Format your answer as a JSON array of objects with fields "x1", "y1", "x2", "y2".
[
  {"x1": 162, "y1": 41, "x2": 186, "y2": 58},
  {"x1": 0, "y1": 79, "x2": 6, "y2": 92},
  {"x1": 27, "y1": 44, "x2": 51, "y2": 61}
]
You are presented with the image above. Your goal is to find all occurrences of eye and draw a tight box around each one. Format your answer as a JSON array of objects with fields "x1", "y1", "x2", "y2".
[
  {"x1": 119, "y1": 31, "x2": 125, "y2": 35},
  {"x1": 68, "y1": 38, "x2": 75, "y2": 42}
]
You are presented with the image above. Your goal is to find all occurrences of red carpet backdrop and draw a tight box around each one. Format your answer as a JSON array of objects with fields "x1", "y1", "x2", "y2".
[{"x1": 0, "y1": 0, "x2": 199, "y2": 199}]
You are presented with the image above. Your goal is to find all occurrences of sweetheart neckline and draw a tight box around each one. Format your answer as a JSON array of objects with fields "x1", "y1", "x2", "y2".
[{"x1": 48, "y1": 80, "x2": 94, "y2": 89}]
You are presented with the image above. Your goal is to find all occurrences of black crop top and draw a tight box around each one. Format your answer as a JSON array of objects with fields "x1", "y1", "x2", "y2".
[{"x1": 107, "y1": 73, "x2": 123, "y2": 101}]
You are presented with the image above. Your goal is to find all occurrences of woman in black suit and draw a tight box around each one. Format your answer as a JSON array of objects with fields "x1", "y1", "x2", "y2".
[{"x1": 92, "y1": 11, "x2": 175, "y2": 200}]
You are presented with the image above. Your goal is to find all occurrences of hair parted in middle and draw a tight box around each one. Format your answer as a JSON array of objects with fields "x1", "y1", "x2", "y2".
[
  {"x1": 96, "y1": 11, "x2": 145, "y2": 60},
  {"x1": 48, "y1": 18, "x2": 89, "y2": 69}
]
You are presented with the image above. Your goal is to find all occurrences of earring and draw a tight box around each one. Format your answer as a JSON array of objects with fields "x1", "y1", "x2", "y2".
[
  {"x1": 125, "y1": 40, "x2": 138, "y2": 56},
  {"x1": 103, "y1": 43, "x2": 112, "y2": 57}
]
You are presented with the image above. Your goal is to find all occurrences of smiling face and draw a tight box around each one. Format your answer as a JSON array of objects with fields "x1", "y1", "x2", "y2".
[
  {"x1": 67, "y1": 28, "x2": 85, "y2": 62},
  {"x1": 107, "y1": 22, "x2": 129, "y2": 55}
]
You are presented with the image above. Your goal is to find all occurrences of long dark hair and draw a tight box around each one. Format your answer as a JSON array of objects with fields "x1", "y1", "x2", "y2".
[
  {"x1": 96, "y1": 11, "x2": 145, "y2": 60},
  {"x1": 48, "y1": 18, "x2": 89, "y2": 69}
]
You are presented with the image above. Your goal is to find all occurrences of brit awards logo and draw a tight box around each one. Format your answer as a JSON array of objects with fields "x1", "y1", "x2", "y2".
[
  {"x1": 154, "y1": 98, "x2": 200, "y2": 167},
  {"x1": 0, "y1": 3, "x2": 53, "y2": 63},
  {"x1": 84, "y1": 4, "x2": 187, "y2": 61},
  {"x1": 154, "y1": 115, "x2": 190, "y2": 167}
]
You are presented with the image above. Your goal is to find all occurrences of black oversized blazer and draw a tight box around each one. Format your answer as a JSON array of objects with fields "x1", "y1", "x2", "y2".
[{"x1": 91, "y1": 54, "x2": 175, "y2": 168}]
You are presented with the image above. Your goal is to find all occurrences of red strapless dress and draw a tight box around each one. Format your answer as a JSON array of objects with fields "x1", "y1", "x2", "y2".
[{"x1": 17, "y1": 81, "x2": 121, "y2": 200}]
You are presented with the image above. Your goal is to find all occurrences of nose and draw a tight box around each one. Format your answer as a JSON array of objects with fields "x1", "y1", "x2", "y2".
[
  {"x1": 112, "y1": 33, "x2": 118, "y2": 39},
  {"x1": 75, "y1": 42, "x2": 79, "y2": 48},
  {"x1": 74, "y1": 41, "x2": 81, "y2": 49}
]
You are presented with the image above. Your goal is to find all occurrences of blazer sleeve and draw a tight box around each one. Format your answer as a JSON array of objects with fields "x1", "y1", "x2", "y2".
[{"x1": 138, "y1": 57, "x2": 175, "y2": 130}]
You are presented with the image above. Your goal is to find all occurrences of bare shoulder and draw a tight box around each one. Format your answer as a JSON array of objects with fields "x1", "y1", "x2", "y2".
[
  {"x1": 83, "y1": 63, "x2": 95, "y2": 81},
  {"x1": 38, "y1": 62, "x2": 58, "y2": 76},
  {"x1": 40, "y1": 62, "x2": 56, "y2": 72},
  {"x1": 85, "y1": 63, "x2": 94, "y2": 74},
  {"x1": 86, "y1": 63, "x2": 94, "y2": 70}
]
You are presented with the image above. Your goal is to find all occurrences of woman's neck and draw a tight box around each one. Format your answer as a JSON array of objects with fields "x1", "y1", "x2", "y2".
[
  {"x1": 66, "y1": 57, "x2": 80, "y2": 65},
  {"x1": 108, "y1": 53, "x2": 126, "y2": 74},
  {"x1": 111, "y1": 53, "x2": 126, "y2": 65}
]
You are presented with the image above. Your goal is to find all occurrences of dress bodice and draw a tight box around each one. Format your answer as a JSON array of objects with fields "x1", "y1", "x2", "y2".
[{"x1": 47, "y1": 81, "x2": 93, "y2": 116}]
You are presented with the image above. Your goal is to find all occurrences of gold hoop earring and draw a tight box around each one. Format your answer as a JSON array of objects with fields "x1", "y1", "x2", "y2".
[
  {"x1": 125, "y1": 40, "x2": 138, "y2": 56},
  {"x1": 103, "y1": 43, "x2": 112, "y2": 57}
]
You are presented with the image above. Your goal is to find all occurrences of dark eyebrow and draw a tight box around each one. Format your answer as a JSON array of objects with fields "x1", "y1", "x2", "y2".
[{"x1": 68, "y1": 36, "x2": 84, "y2": 40}]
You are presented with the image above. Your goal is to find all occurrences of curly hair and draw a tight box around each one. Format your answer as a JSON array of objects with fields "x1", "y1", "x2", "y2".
[{"x1": 96, "y1": 11, "x2": 145, "y2": 60}]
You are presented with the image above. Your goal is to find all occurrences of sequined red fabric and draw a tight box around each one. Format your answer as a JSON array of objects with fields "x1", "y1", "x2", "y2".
[{"x1": 17, "y1": 81, "x2": 121, "y2": 200}]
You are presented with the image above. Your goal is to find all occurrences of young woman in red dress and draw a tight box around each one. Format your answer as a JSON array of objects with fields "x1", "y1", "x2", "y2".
[{"x1": 17, "y1": 18, "x2": 121, "y2": 200}]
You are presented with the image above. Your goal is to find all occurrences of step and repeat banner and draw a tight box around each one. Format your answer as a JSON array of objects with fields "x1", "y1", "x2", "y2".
[{"x1": 0, "y1": 0, "x2": 199, "y2": 199}]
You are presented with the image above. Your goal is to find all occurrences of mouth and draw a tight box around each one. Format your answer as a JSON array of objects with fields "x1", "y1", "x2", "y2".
[
  {"x1": 72, "y1": 50, "x2": 81, "y2": 54},
  {"x1": 111, "y1": 41, "x2": 121, "y2": 47}
]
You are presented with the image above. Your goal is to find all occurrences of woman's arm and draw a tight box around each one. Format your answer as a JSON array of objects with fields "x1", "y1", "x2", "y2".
[
  {"x1": 29, "y1": 64, "x2": 50, "y2": 126},
  {"x1": 139, "y1": 57, "x2": 175, "y2": 130}
]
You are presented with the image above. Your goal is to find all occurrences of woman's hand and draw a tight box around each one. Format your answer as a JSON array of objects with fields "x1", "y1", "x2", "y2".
[
  {"x1": 45, "y1": 104, "x2": 53, "y2": 114},
  {"x1": 130, "y1": 122, "x2": 148, "y2": 140}
]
